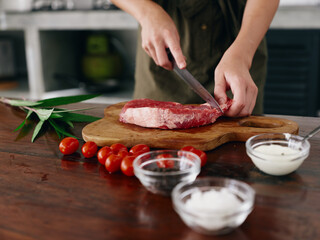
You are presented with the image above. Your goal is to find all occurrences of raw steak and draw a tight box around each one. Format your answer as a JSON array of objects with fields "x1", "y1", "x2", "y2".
[{"x1": 119, "y1": 98, "x2": 232, "y2": 129}]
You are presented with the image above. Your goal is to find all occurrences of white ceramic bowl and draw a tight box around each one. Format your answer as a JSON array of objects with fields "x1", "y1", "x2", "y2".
[
  {"x1": 246, "y1": 133, "x2": 310, "y2": 176},
  {"x1": 133, "y1": 150, "x2": 201, "y2": 196},
  {"x1": 172, "y1": 177, "x2": 255, "y2": 235}
]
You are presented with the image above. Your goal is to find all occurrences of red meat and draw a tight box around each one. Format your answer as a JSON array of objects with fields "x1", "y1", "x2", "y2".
[{"x1": 119, "y1": 98, "x2": 232, "y2": 129}]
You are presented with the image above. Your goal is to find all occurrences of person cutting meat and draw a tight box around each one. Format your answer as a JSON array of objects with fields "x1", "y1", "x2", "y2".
[{"x1": 111, "y1": 0, "x2": 279, "y2": 117}]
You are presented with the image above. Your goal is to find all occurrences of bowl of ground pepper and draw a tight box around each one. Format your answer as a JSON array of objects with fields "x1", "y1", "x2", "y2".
[{"x1": 133, "y1": 150, "x2": 201, "y2": 196}]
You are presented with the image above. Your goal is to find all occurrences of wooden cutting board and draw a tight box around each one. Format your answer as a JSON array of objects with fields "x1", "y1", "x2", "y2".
[{"x1": 82, "y1": 102, "x2": 299, "y2": 151}]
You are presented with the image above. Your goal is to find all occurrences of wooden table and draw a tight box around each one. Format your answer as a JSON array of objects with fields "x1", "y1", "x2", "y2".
[{"x1": 0, "y1": 102, "x2": 319, "y2": 240}]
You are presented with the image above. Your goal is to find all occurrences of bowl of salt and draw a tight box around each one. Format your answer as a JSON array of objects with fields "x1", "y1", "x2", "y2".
[{"x1": 171, "y1": 177, "x2": 255, "y2": 235}]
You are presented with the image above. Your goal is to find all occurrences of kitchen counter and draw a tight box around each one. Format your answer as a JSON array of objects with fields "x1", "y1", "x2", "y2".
[
  {"x1": 0, "y1": 101, "x2": 319, "y2": 240},
  {"x1": 271, "y1": 5, "x2": 320, "y2": 29}
]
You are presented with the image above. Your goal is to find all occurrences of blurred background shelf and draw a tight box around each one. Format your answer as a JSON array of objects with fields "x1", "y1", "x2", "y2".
[
  {"x1": 0, "y1": 78, "x2": 30, "y2": 98},
  {"x1": 0, "y1": 10, "x2": 137, "y2": 104},
  {"x1": 2, "y1": 10, "x2": 138, "y2": 30}
]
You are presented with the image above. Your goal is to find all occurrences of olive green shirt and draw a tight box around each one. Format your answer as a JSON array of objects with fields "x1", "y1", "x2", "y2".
[{"x1": 134, "y1": 0, "x2": 267, "y2": 114}]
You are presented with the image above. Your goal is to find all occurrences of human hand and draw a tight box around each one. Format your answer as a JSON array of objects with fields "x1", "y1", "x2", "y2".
[
  {"x1": 139, "y1": 5, "x2": 186, "y2": 70},
  {"x1": 214, "y1": 47, "x2": 258, "y2": 117}
]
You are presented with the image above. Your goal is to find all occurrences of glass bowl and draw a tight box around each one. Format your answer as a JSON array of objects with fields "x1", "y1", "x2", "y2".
[
  {"x1": 133, "y1": 150, "x2": 201, "y2": 196},
  {"x1": 172, "y1": 177, "x2": 255, "y2": 235},
  {"x1": 246, "y1": 133, "x2": 310, "y2": 176}
]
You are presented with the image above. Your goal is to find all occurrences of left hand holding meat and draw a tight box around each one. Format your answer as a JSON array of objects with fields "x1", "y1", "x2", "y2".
[
  {"x1": 214, "y1": 0, "x2": 279, "y2": 118},
  {"x1": 214, "y1": 45, "x2": 257, "y2": 118}
]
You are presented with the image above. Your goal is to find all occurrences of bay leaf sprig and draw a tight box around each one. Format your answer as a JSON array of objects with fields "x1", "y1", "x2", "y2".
[{"x1": 0, "y1": 94, "x2": 101, "y2": 142}]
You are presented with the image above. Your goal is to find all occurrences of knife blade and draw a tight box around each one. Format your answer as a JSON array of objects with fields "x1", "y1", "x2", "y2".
[{"x1": 167, "y1": 50, "x2": 224, "y2": 113}]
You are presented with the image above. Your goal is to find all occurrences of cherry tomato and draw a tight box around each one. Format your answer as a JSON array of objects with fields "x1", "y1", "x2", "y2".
[
  {"x1": 192, "y1": 149, "x2": 207, "y2": 167},
  {"x1": 118, "y1": 149, "x2": 129, "y2": 158},
  {"x1": 59, "y1": 137, "x2": 79, "y2": 155},
  {"x1": 105, "y1": 154, "x2": 122, "y2": 173},
  {"x1": 181, "y1": 146, "x2": 207, "y2": 167},
  {"x1": 129, "y1": 144, "x2": 150, "y2": 156},
  {"x1": 110, "y1": 143, "x2": 127, "y2": 154},
  {"x1": 121, "y1": 155, "x2": 135, "y2": 176},
  {"x1": 156, "y1": 153, "x2": 175, "y2": 168},
  {"x1": 97, "y1": 146, "x2": 113, "y2": 165},
  {"x1": 181, "y1": 146, "x2": 196, "y2": 152},
  {"x1": 81, "y1": 141, "x2": 98, "y2": 158}
]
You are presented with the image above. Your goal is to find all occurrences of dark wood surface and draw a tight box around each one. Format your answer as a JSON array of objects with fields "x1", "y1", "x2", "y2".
[{"x1": 0, "y1": 102, "x2": 319, "y2": 240}]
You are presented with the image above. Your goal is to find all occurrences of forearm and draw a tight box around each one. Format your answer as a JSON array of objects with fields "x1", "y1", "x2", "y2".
[
  {"x1": 111, "y1": 0, "x2": 186, "y2": 69},
  {"x1": 111, "y1": 0, "x2": 164, "y2": 26},
  {"x1": 230, "y1": 0, "x2": 279, "y2": 67}
]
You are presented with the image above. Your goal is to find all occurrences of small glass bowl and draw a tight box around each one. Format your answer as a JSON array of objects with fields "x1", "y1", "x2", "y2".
[
  {"x1": 172, "y1": 177, "x2": 255, "y2": 235},
  {"x1": 133, "y1": 150, "x2": 201, "y2": 196},
  {"x1": 246, "y1": 133, "x2": 310, "y2": 176}
]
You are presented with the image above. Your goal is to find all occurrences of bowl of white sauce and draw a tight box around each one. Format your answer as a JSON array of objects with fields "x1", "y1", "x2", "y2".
[
  {"x1": 246, "y1": 133, "x2": 310, "y2": 176},
  {"x1": 171, "y1": 177, "x2": 255, "y2": 235}
]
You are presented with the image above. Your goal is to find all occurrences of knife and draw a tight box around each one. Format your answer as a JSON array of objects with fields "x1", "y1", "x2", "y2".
[{"x1": 167, "y1": 49, "x2": 224, "y2": 113}]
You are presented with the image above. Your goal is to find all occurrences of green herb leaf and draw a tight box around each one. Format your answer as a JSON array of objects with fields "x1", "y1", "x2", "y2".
[
  {"x1": 31, "y1": 120, "x2": 44, "y2": 142},
  {"x1": 15, "y1": 121, "x2": 35, "y2": 141},
  {"x1": 26, "y1": 110, "x2": 33, "y2": 119},
  {"x1": 36, "y1": 94, "x2": 100, "y2": 107},
  {"x1": 4, "y1": 94, "x2": 101, "y2": 142},
  {"x1": 14, "y1": 119, "x2": 26, "y2": 132},
  {"x1": 59, "y1": 112, "x2": 101, "y2": 122},
  {"x1": 55, "y1": 128, "x2": 62, "y2": 139},
  {"x1": 5, "y1": 99, "x2": 41, "y2": 107},
  {"x1": 64, "y1": 120, "x2": 74, "y2": 128},
  {"x1": 34, "y1": 108, "x2": 54, "y2": 121},
  {"x1": 53, "y1": 107, "x2": 96, "y2": 113},
  {"x1": 49, "y1": 119, "x2": 76, "y2": 138},
  {"x1": 50, "y1": 113, "x2": 64, "y2": 119},
  {"x1": 14, "y1": 110, "x2": 33, "y2": 132}
]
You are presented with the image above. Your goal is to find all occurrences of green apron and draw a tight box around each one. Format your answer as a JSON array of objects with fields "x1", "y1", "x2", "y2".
[{"x1": 133, "y1": 0, "x2": 267, "y2": 114}]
